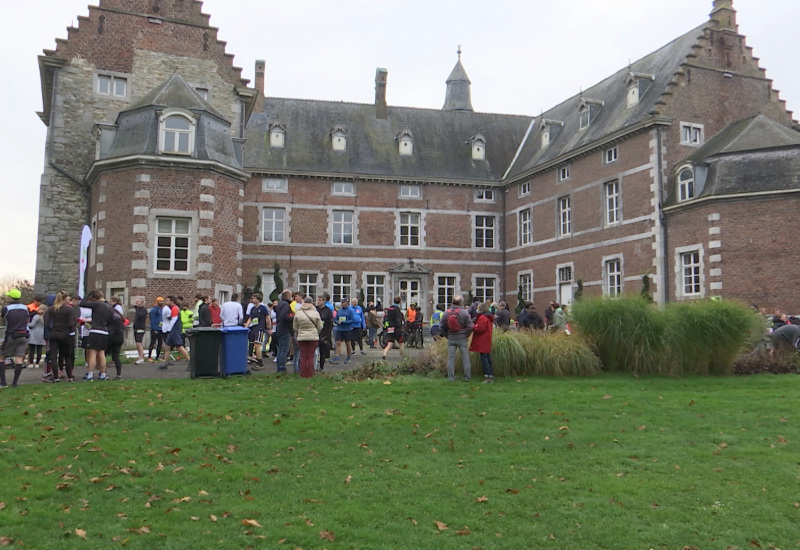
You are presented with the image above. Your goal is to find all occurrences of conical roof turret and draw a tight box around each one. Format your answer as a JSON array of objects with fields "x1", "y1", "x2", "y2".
[{"x1": 443, "y1": 46, "x2": 473, "y2": 112}]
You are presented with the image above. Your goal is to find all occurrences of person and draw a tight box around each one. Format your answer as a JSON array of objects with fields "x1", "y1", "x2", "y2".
[
  {"x1": 26, "y1": 305, "x2": 46, "y2": 368},
  {"x1": 294, "y1": 296, "x2": 323, "y2": 378},
  {"x1": 1, "y1": 289, "x2": 30, "y2": 388},
  {"x1": 106, "y1": 295, "x2": 126, "y2": 380},
  {"x1": 192, "y1": 293, "x2": 204, "y2": 327},
  {"x1": 79, "y1": 290, "x2": 114, "y2": 381},
  {"x1": 48, "y1": 291, "x2": 78, "y2": 382},
  {"x1": 544, "y1": 300, "x2": 557, "y2": 329},
  {"x1": 148, "y1": 297, "x2": 164, "y2": 362},
  {"x1": 245, "y1": 293, "x2": 269, "y2": 370},
  {"x1": 27, "y1": 294, "x2": 44, "y2": 315},
  {"x1": 324, "y1": 293, "x2": 335, "y2": 314},
  {"x1": 521, "y1": 304, "x2": 545, "y2": 330},
  {"x1": 197, "y1": 295, "x2": 212, "y2": 327},
  {"x1": 331, "y1": 298, "x2": 354, "y2": 364},
  {"x1": 220, "y1": 294, "x2": 244, "y2": 327},
  {"x1": 366, "y1": 303, "x2": 381, "y2": 348},
  {"x1": 552, "y1": 303, "x2": 570, "y2": 333},
  {"x1": 467, "y1": 296, "x2": 481, "y2": 320},
  {"x1": 315, "y1": 295, "x2": 334, "y2": 371},
  {"x1": 274, "y1": 289, "x2": 294, "y2": 373},
  {"x1": 179, "y1": 300, "x2": 194, "y2": 332},
  {"x1": 470, "y1": 301, "x2": 495, "y2": 383},
  {"x1": 771, "y1": 324, "x2": 800, "y2": 354},
  {"x1": 350, "y1": 298, "x2": 367, "y2": 355},
  {"x1": 430, "y1": 304, "x2": 445, "y2": 341},
  {"x1": 159, "y1": 296, "x2": 190, "y2": 369},
  {"x1": 516, "y1": 301, "x2": 530, "y2": 329},
  {"x1": 406, "y1": 303, "x2": 417, "y2": 325},
  {"x1": 132, "y1": 298, "x2": 147, "y2": 364},
  {"x1": 381, "y1": 296, "x2": 406, "y2": 361},
  {"x1": 441, "y1": 295, "x2": 474, "y2": 382},
  {"x1": 494, "y1": 301, "x2": 511, "y2": 331},
  {"x1": 209, "y1": 297, "x2": 222, "y2": 327}
]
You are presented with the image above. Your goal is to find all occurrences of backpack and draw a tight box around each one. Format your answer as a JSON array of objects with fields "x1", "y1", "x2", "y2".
[{"x1": 446, "y1": 308, "x2": 463, "y2": 333}]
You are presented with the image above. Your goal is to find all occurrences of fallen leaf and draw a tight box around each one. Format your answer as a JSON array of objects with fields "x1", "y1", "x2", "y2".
[
  {"x1": 305, "y1": 518, "x2": 314, "y2": 527},
  {"x1": 0, "y1": 537, "x2": 12, "y2": 546},
  {"x1": 603, "y1": 395, "x2": 612, "y2": 399},
  {"x1": 456, "y1": 526, "x2": 471, "y2": 535},
  {"x1": 476, "y1": 496, "x2": 489, "y2": 503},
  {"x1": 434, "y1": 520, "x2": 448, "y2": 531},
  {"x1": 210, "y1": 514, "x2": 218, "y2": 522},
  {"x1": 190, "y1": 516, "x2": 199, "y2": 521},
  {"x1": 75, "y1": 528, "x2": 87, "y2": 540},
  {"x1": 344, "y1": 475, "x2": 353, "y2": 485},
  {"x1": 135, "y1": 526, "x2": 151, "y2": 534},
  {"x1": 506, "y1": 488, "x2": 519, "y2": 494},
  {"x1": 0, "y1": 502, "x2": 5, "y2": 510},
  {"x1": 320, "y1": 530, "x2": 336, "y2": 541},
  {"x1": 241, "y1": 519, "x2": 263, "y2": 528}
]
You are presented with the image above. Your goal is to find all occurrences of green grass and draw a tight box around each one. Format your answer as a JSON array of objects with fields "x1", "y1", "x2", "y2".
[{"x1": 2, "y1": 374, "x2": 800, "y2": 548}]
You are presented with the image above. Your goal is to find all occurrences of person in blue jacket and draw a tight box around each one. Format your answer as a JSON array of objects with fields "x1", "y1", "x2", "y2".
[
  {"x1": 330, "y1": 298, "x2": 355, "y2": 364},
  {"x1": 148, "y1": 297, "x2": 164, "y2": 361},
  {"x1": 349, "y1": 298, "x2": 367, "y2": 355}
]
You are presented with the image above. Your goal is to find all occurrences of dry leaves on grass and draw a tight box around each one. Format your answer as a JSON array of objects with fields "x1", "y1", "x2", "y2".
[
  {"x1": 434, "y1": 520, "x2": 448, "y2": 531},
  {"x1": 319, "y1": 530, "x2": 336, "y2": 541},
  {"x1": 0, "y1": 537, "x2": 13, "y2": 547},
  {"x1": 241, "y1": 519, "x2": 263, "y2": 528},
  {"x1": 74, "y1": 529, "x2": 87, "y2": 540}
]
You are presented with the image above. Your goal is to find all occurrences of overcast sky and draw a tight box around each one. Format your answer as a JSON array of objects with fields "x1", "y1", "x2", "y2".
[{"x1": 1, "y1": 0, "x2": 797, "y2": 284}]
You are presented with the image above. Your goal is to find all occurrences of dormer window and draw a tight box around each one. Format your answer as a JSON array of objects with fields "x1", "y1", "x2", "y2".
[
  {"x1": 678, "y1": 167, "x2": 695, "y2": 201},
  {"x1": 540, "y1": 119, "x2": 564, "y2": 149},
  {"x1": 578, "y1": 98, "x2": 604, "y2": 130},
  {"x1": 475, "y1": 189, "x2": 495, "y2": 203},
  {"x1": 624, "y1": 72, "x2": 655, "y2": 108},
  {"x1": 158, "y1": 109, "x2": 196, "y2": 155},
  {"x1": 396, "y1": 127, "x2": 414, "y2": 156},
  {"x1": 468, "y1": 133, "x2": 486, "y2": 161},
  {"x1": 269, "y1": 123, "x2": 286, "y2": 149},
  {"x1": 331, "y1": 123, "x2": 347, "y2": 152}
]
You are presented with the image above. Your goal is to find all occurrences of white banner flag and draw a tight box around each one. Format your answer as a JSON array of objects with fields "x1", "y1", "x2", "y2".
[{"x1": 78, "y1": 225, "x2": 92, "y2": 299}]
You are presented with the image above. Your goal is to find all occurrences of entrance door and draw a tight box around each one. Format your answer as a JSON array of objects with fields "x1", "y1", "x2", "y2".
[
  {"x1": 559, "y1": 282, "x2": 573, "y2": 306},
  {"x1": 398, "y1": 279, "x2": 420, "y2": 311}
]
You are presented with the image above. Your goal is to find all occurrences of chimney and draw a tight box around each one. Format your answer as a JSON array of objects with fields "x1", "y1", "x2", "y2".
[
  {"x1": 710, "y1": 0, "x2": 737, "y2": 32},
  {"x1": 375, "y1": 68, "x2": 388, "y2": 119},
  {"x1": 254, "y1": 59, "x2": 265, "y2": 112}
]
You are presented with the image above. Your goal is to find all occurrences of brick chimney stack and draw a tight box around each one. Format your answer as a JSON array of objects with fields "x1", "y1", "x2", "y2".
[
  {"x1": 254, "y1": 59, "x2": 265, "y2": 112},
  {"x1": 375, "y1": 68, "x2": 388, "y2": 119},
  {"x1": 710, "y1": 0, "x2": 737, "y2": 32}
]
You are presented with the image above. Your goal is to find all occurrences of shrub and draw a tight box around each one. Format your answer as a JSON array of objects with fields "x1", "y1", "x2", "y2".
[
  {"x1": 732, "y1": 347, "x2": 800, "y2": 375},
  {"x1": 571, "y1": 296, "x2": 669, "y2": 374}
]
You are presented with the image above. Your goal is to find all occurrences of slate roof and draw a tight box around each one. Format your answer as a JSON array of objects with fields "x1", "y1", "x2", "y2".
[
  {"x1": 684, "y1": 115, "x2": 800, "y2": 200},
  {"x1": 504, "y1": 23, "x2": 708, "y2": 181},
  {"x1": 244, "y1": 99, "x2": 531, "y2": 184},
  {"x1": 107, "y1": 73, "x2": 241, "y2": 169}
]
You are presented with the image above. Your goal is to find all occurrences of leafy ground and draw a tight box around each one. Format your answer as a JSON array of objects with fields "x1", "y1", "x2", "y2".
[{"x1": 1, "y1": 373, "x2": 799, "y2": 549}]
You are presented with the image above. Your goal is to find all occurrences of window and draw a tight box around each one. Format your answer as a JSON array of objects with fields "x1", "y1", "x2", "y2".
[
  {"x1": 558, "y1": 266, "x2": 572, "y2": 284},
  {"x1": 519, "y1": 181, "x2": 530, "y2": 197},
  {"x1": 332, "y1": 210, "x2": 354, "y2": 244},
  {"x1": 605, "y1": 259, "x2": 622, "y2": 296},
  {"x1": 262, "y1": 177, "x2": 288, "y2": 193},
  {"x1": 680, "y1": 123, "x2": 704, "y2": 146},
  {"x1": 578, "y1": 98, "x2": 603, "y2": 129},
  {"x1": 331, "y1": 274, "x2": 352, "y2": 304},
  {"x1": 400, "y1": 185, "x2": 421, "y2": 199},
  {"x1": 475, "y1": 189, "x2": 495, "y2": 202},
  {"x1": 269, "y1": 126, "x2": 286, "y2": 148},
  {"x1": 160, "y1": 114, "x2": 195, "y2": 155},
  {"x1": 626, "y1": 84, "x2": 639, "y2": 108},
  {"x1": 261, "y1": 207, "x2": 285, "y2": 243},
  {"x1": 559, "y1": 165, "x2": 570, "y2": 182},
  {"x1": 365, "y1": 275, "x2": 386, "y2": 306},
  {"x1": 474, "y1": 216, "x2": 495, "y2": 248},
  {"x1": 605, "y1": 180, "x2": 620, "y2": 225},
  {"x1": 332, "y1": 182, "x2": 355, "y2": 196},
  {"x1": 97, "y1": 74, "x2": 127, "y2": 97},
  {"x1": 519, "y1": 273, "x2": 533, "y2": 303},
  {"x1": 399, "y1": 212, "x2": 421, "y2": 247},
  {"x1": 579, "y1": 109, "x2": 591, "y2": 130},
  {"x1": 541, "y1": 127, "x2": 550, "y2": 148},
  {"x1": 298, "y1": 273, "x2": 318, "y2": 301},
  {"x1": 195, "y1": 87, "x2": 209, "y2": 101},
  {"x1": 518, "y1": 209, "x2": 532, "y2": 246},
  {"x1": 678, "y1": 168, "x2": 695, "y2": 201},
  {"x1": 474, "y1": 277, "x2": 496, "y2": 303},
  {"x1": 681, "y1": 251, "x2": 702, "y2": 296},
  {"x1": 399, "y1": 137, "x2": 413, "y2": 156},
  {"x1": 604, "y1": 146, "x2": 618, "y2": 164},
  {"x1": 558, "y1": 196, "x2": 571, "y2": 237},
  {"x1": 437, "y1": 276, "x2": 457, "y2": 307},
  {"x1": 155, "y1": 217, "x2": 190, "y2": 273}
]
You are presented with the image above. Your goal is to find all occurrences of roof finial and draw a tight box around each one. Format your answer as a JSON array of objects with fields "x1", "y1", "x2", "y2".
[{"x1": 457, "y1": 44, "x2": 462, "y2": 60}]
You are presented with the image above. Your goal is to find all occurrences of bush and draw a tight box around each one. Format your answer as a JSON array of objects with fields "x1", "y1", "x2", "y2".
[
  {"x1": 571, "y1": 297, "x2": 668, "y2": 374},
  {"x1": 732, "y1": 347, "x2": 800, "y2": 375}
]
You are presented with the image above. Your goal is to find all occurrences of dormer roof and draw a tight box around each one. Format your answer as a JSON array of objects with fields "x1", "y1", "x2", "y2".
[{"x1": 122, "y1": 73, "x2": 226, "y2": 121}]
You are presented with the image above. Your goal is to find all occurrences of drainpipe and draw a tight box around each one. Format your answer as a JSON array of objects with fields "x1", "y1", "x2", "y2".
[
  {"x1": 656, "y1": 127, "x2": 669, "y2": 304},
  {"x1": 501, "y1": 187, "x2": 507, "y2": 302}
]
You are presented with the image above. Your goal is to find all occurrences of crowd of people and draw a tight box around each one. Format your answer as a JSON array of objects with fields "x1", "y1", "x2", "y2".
[{"x1": 1, "y1": 284, "x2": 578, "y2": 387}]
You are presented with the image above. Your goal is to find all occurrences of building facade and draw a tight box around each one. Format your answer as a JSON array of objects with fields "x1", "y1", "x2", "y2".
[{"x1": 35, "y1": 0, "x2": 800, "y2": 315}]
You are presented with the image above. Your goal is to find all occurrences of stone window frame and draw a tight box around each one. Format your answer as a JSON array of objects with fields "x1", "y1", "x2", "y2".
[
  {"x1": 474, "y1": 188, "x2": 496, "y2": 203},
  {"x1": 297, "y1": 272, "x2": 320, "y2": 301},
  {"x1": 603, "y1": 145, "x2": 619, "y2": 165},
  {"x1": 94, "y1": 71, "x2": 130, "y2": 99},
  {"x1": 149, "y1": 210, "x2": 198, "y2": 280},
  {"x1": 330, "y1": 272, "x2": 356, "y2": 303},
  {"x1": 363, "y1": 273, "x2": 387, "y2": 307},
  {"x1": 472, "y1": 274, "x2": 497, "y2": 303},
  {"x1": 518, "y1": 271, "x2": 534, "y2": 303},
  {"x1": 680, "y1": 122, "x2": 705, "y2": 146},
  {"x1": 157, "y1": 108, "x2": 197, "y2": 156},
  {"x1": 604, "y1": 179, "x2": 621, "y2": 226},
  {"x1": 518, "y1": 208, "x2": 532, "y2": 246},
  {"x1": 557, "y1": 195, "x2": 571, "y2": 237},
  {"x1": 675, "y1": 245, "x2": 705, "y2": 299},
  {"x1": 262, "y1": 177, "x2": 288, "y2": 193},
  {"x1": 602, "y1": 254, "x2": 623, "y2": 297},
  {"x1": 399, "y1": 184, "x2": 422, "y2": 199},
  {"x1": 436, "y1": 274, "x2": 460, "y2": 307},
  {"x1": 397, "y1": 211, "x2": 424, "y2": 248},
  {"x1": 677, "y1": 165, "x2": 695, "y2": 202},
  {"x1": 261, "y1": 206, "x2": 287, "y2": 243},
  {"x1": 332, "y1": 181, "x2": 356, "y2": 196},
  {"x1": 558, "y1": 165, "x2": 571, "y2": 182},
  {"x1": 473, "y1": 214, "x2": 496, "y2": 249},
  {"x1": 519, "y1": 181, "x2": 531, "y2": 197},
  {"x1": 329, "y1": 209, "x2": 358, "y2": 246}
]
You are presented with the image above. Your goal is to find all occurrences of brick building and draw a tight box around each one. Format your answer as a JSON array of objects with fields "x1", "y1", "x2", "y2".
[{"x1": 35, "y1": 0, "x2": 800, "y2": 315}]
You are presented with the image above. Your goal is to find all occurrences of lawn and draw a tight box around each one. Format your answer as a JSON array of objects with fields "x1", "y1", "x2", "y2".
[{"x1": 1, "y1": 372, "x2": 799, "y2": 549}]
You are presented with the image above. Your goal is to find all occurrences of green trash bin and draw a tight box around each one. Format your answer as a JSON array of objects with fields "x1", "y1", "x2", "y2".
[{"x1": 187, "y1": 327, "x2": 222, "y2": 378}]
